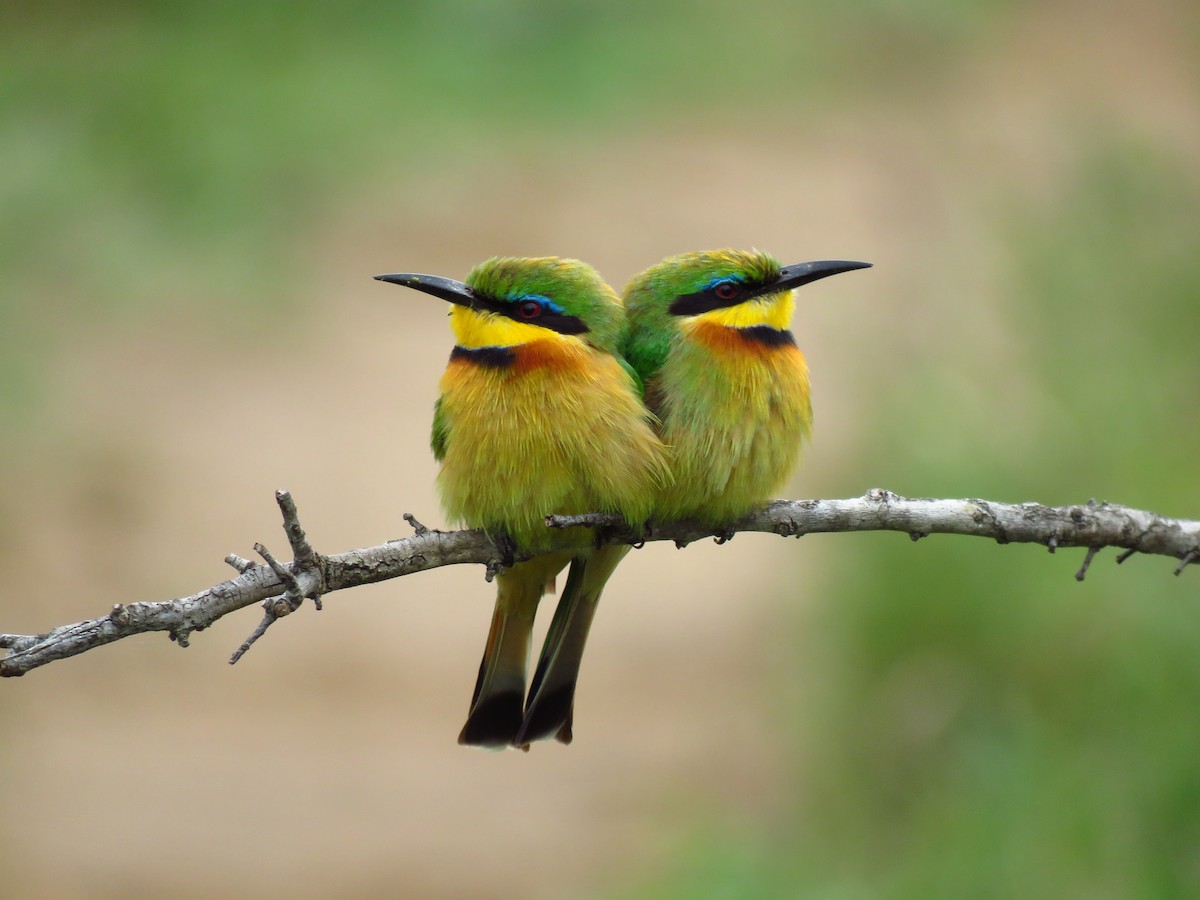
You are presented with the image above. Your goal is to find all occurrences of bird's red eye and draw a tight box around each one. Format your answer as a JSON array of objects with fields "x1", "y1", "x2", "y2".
[
  {"x1": 517, "y1": 300, "x2": 542, "y2": 319},
  {"x1": 714, "y1": 282, "x2": 739, "y2": 301}
]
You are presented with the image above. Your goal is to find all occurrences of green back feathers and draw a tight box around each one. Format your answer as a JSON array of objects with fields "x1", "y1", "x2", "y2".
[{"x1": 621, "y1": 248, "x2": 782, "y2": 381}]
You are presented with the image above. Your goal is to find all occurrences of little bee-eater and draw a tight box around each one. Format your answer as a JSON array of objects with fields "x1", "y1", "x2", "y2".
[
  {"x1": 622, "y1": 249, "x2": 870, "y2": 523},
  {"x1": 376, "y1": 257, "x2": 668, "y2": 749},
  {"x1": 519, "y1": 250, "x2": 869, "y2": 743}
]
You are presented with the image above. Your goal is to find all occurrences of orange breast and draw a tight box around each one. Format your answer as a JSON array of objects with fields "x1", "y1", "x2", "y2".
[{"x1": 689, "y1": 320, "x2": 799, "y2": 360}]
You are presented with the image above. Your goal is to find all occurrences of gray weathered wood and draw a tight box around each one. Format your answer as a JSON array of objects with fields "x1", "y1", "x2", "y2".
[{"x1": 2, "y1": 489, "x2": 1196, "y2": 677}]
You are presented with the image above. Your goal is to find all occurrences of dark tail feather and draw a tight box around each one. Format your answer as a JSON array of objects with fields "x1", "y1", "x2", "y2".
[
  {"x1": 459, "y1": 556, "x2": 566, "y2": 748},
  {"x1": 515, "y1": 545, "x2": 627, "y2": 747},
  {"x1": 457, "y1": 602, "x2": 528, "y2": 747}
]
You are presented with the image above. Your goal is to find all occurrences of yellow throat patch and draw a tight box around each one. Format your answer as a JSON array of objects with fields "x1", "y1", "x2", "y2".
[
  {"x1": 691, "y1": 289, "x2": 795, "y2": 331},
  {"x1": 449, "y1": 305, "x2": 575, "y2": 349}
]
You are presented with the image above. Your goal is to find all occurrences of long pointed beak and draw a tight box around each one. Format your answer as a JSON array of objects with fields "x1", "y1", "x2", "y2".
[
  {"x1": 374, "y1": 272, "x2": 476, "y2": 307},
  {"x1": 772, "y1": 259, "x2": 872, "y2": 293}
]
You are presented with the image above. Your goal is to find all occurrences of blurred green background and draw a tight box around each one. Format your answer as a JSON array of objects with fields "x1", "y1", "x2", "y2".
[{"x1": 3, "y1": 1, "x2": 1199, "y2": 897}]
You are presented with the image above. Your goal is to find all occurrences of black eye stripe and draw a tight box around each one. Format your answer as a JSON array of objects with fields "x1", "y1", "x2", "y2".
[
  {"x1": 668, "y1": 278, "x2": 768, "y2": 316},
  {"x1": 467, "y1": 292, "x2": 589, "y2": 335}
]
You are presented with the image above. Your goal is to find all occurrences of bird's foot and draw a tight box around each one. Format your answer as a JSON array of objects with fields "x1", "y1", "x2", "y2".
[
  {"x1": 630, "y1": 520, "x2": 652, "y2": 550},
  {"x1": 484, "y1": 530, "x2": 519, "y2": 582},
  {"x1": 713, "y1": 524, "x2": 736, "y2": 545},
  {"x1": 593, "y1": 518, "x2": 646, "y2": 549}
]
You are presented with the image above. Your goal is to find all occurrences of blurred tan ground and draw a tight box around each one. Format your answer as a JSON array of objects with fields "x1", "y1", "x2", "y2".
[{"x1": 2, "y1": 5, "x2": 1197, "y2": 897}]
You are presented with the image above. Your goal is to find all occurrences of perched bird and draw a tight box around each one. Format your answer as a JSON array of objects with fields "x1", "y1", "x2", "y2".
[
  {"x1": 376, "y1": 257, "x2": 668, "y2": 749},
  {"x1": 520, "y1": 249, "x2": 869, "y2": 735},
  {"x1": 623, "y1": 249, "x2": 870, "y2": 522}
]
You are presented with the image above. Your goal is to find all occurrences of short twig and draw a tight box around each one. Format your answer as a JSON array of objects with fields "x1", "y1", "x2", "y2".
[
  {"x1": 229, "y1": 610, "x2": 280, "y2": 665},
  {"x1": 276, "y1": 490, "x2": 319, "y2": 570},
  {"x1": 225, "y1": 554, "x2": 256, "y2": 574},
  {"x1": 1174, "y1": 547, "x2": 1198, "y2": 577},
  {"x1": 1075, "y1": 546, "x2": 1100, "y2": 582},
  {"x1": 255, "y1": 542, "x2": 299, "y2": 597},
  {"x1": 403, "y1": 513, "x2": 430, "y2": 536},
  {"x1": 228, "y1": 495, "x2": 328, "y2": 663}
]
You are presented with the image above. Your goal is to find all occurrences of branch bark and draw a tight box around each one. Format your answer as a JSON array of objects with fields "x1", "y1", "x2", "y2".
[{"x1": 2, "y1": 488, "x2": 1196, "y2": 678}]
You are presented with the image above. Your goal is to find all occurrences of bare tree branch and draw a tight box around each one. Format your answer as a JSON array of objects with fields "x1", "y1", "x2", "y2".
[{"x1": 2, "y1": 488, "x2": 1196, "y2": 678}]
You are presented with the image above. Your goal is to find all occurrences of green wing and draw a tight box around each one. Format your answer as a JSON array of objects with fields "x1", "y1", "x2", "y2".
[
  {"x1": 622, "y1": 321, "x2": 671, "y2": 389},
  {"x1": 616, "y1": 354, "x2": 646, "y2": 400},
  {"x1": 430, "y1": 396, "x2": 449, "y2": 462},
  {"x1": 621, "y1": 322, "x2": 672, "y2": 421}
]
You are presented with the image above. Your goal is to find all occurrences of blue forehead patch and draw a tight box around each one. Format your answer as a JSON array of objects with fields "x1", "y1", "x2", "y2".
[{"x1": 700, "y1": 274, "x2": 746, "y2": 292}]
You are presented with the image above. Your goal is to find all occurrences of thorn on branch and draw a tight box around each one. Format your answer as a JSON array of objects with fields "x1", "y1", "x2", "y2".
[
  {"x1": 403, "y1": 513, "x2": 430, "y2": 536},
  {"x1": 1075, "y1": 547, "x2": 1100, "y2": 582}
]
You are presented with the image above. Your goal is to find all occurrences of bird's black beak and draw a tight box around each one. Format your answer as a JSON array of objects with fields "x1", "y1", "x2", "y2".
[
  {"x1": 765, "y1": 260, "x2": 872, "y2": 297},
  {"x1": 374, "y1": 272, "x2": 476, "y2": 307}
]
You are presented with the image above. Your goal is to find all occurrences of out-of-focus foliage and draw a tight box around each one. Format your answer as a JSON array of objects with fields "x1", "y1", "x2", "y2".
[
  {"x1": 634, "y1": 139, "x2": 1200, "y2": 899},
  {"x1": 3, "y1": 1, "x2": 1199, "y2": 897},
  {"x1": 0, "y1": 0, "x2": 1013, "y2": 420}
]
